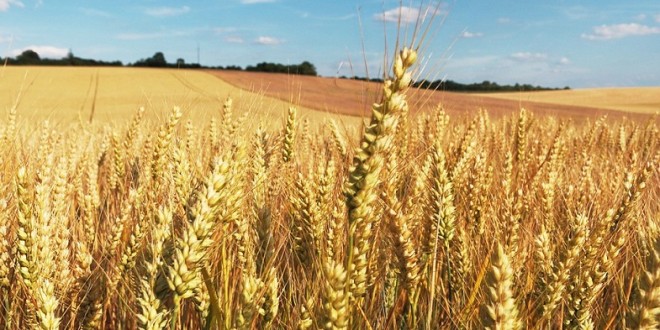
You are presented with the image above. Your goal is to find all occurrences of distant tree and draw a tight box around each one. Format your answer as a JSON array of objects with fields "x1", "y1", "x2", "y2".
[
  {"x1": 245, "y1": 61, "x2": 317, "y2": 76},
  {"x1": 133, "y1": 52, "x2": 168, "y2": 67},
  {"x1": 16, "y1": 49, "x2": 41, "y2": 64},
  {"x1": 297, "y1": 61, "x2": 317, "y2": 76},
  {"x1": 149, "y1": 52, "x2": 167, "y2": 67},
  {"x1": 176, "y1": 58, "x2": 185, "y2": 68},
  {"x1": 66, "y1": 50, "x2": 77, "y2": 65}
]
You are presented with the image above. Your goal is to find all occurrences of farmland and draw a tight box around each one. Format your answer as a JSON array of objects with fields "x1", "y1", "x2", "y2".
[
  {"x1": 210, "y1": 69, "x2": 652, "y2": 120},
  {"x1": 0, "y1": 66, "x2": 351, "y2": 126},
  {"x1": 0, "y1": 51, "x2": 659, "y2": 330},
  {"x1": 480, "y1": 87, "x2": 660, "y2": 115}
]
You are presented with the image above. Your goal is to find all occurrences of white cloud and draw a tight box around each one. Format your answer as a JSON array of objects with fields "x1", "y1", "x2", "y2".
[
  {"x1": 10, "y1": 45, "x2": 68, "y2": 59},
  {"x1": 374, "y1": 5, "x2": 442, "y2": 24},
  {"x1": 225, "y1": 36, "x2": 244, "y2": 43},
  {"x1": 375, "y1": 6, "x2": 419, "y2": 23},
  {"x1": 634, "y1": 14, "x2": 647, "y2": 21},
  {"x1": 581, "y1": 23, "x2": 660, "y2": 40},
  {"x1": 497, "y1": 17, "x2": 511, "y2": 24},
  {"x1": 460, "y1": 31, "x2": 483, "y2": 38},
  {"x1": 510, "y1": 52, "x2": 548, "y2": 62},
  {"x1": 559, "y1": 57, "x2": 571, "y2": 65},
  {"x1": 0, "y1": 0, "x2": 23, "y2": 11},
  {"x1": 145, "y1": 6, "x2": 190, "y2": 17},
  {"x1": 655, "y1": 14, "x2": 660, "y2": 23},
  {"x1": 240, "y1": 0, "x2": 275, "y2": 4},
  {"x1": 255, "y1": 36, "x2": 283, "y2": 45}
]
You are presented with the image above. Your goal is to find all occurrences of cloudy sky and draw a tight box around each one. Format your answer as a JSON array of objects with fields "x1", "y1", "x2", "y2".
[{"x1": 1, "y1": 0, "x2": 659, "y2": 88}]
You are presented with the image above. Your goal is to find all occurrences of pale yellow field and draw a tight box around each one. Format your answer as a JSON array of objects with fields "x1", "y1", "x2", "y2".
[
  {"x1": 0, "y1": 66, "x2": 356, "y2": 126},
  {"x1": 479, "y1": 87, "x2": 660, "y2": 114}
]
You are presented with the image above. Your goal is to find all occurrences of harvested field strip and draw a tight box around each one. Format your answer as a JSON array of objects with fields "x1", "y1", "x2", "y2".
[{"x1": 208, "y1": 70, "x2": 649, "y2": 120}]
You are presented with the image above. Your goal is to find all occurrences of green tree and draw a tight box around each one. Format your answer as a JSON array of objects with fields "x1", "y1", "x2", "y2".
[
  {"x1": 149, "y1": 52, "x2": 167, "y2": 67},
  {"x1": 16, "y1": 49, "x2": 41, "y2": 64},
  {"x1": 297, "y1": 61, "x2": 317, "y2": 76}
]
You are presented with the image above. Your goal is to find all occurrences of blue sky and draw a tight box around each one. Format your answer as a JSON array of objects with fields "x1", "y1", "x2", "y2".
[{"x1": 1, "y1": 0, "x2": 659, "y2": 88}]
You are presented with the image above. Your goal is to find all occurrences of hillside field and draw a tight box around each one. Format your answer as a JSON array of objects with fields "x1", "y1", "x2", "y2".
[
  {"x1": 2, "y1": 66, "x2": 657, "y2": 123},
  {"x1": 0, "y1": 66, "x2": 352, "y2": 126},
  {"x1": 209, "y1": 69, "x2": 656, "y2": 120}
]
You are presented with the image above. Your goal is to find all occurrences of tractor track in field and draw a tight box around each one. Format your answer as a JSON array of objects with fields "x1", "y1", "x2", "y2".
[
  {"x1": 11, "y1": 72, "x2": 39, "y2": 112},
  {"x1": 88, "y1": 69, "x2": 100, "y2": 123},
  {"x1": 170, "y1": 71, "x2": 220, "y2": 101}
]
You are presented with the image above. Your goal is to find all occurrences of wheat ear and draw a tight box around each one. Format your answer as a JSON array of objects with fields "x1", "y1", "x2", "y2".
[
  {"x1": 344, "y1": 47, "x2": 417, "y2": 301},
  {"x1": 480, "y1": 243, "x2": 521, "y2": 330}
]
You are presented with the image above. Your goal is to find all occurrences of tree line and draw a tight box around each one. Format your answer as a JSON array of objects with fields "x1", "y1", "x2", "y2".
[
  {"x1": 413, "y1": 78, "x2": 569, "y2": 92},
  {"x1": 2, "y1": 49, "x2": 123, "y2": 66},
  {"x1": 1, "y1": 50, "x2": 315, "y2": 75},
  {"x1": 346, "y1": 76, "x2": 569, "y2": 92},
  {"x1": 244, "y1": 61, "x2": 317, "y2": 76},
  {"x1": 2, "y1": 49, "x2": 568, "y2": 91}
]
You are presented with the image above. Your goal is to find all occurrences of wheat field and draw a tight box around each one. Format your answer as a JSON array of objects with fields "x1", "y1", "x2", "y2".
[
  {"x1": 480, "y1": 87, "x2": 660, "y2": 115},
  {"x1": 0, "y1": 47, "x2": 659, "y2": 330},
  {"x1": 0, "y1": 66, "x2": 353, "y2": 126}
]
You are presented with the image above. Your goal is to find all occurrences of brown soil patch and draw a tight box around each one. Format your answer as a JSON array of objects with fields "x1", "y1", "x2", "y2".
[{"x1": 206, "y1": 70, "x2": 651, "y2": 121}]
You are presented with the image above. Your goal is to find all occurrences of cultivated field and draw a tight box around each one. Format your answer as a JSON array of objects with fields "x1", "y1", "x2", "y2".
[
  {"x1": 0, "y1": 66, "x2": 351, "y2": 126},
  {"x1": 210, "y1": 69, "x2": 654, "y2": 120},
  {"x1": 0, "y1": 48, "x2": 658, "y2": 330},
  {"x1": 480, "y1": 87, "x2": 660, "y2": 114}
]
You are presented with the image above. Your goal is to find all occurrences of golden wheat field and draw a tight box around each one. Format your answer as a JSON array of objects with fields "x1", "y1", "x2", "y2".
[
  {"x1": 0, "y1": 47, "x2": 659, "y2": 330},
  {"x1": 480, "y1": 87, "x2": 660, "y2": 115},
  {"x1": 0, "y1": 66, "x2": 354, "y2": 126}
]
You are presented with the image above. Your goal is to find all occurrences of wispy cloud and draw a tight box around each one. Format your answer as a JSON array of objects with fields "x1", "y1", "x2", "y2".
[
  {"x1": 80, "y1": 7, "x2": 112, "y2": 18},
  {"x1": 497, "y1": 17, "x2": 511, "y2": 24},
  {"x1": 374, "y1": 5, "x2": 441, "y2": 24},
  {"x1": 562, "y1": 6, "x2": 591, "y2": 20},
  {"x1": 510, "y1": 52, "x2": 548, "y2": 62},
  {"x1": 655, "y1": 14, "x2": 660, "y2": 23},
  {"x1": 0, "y1": 0, "x2": 24, "y2": 12},
  {"x1": 145, "y1": 6, "x2": 190, "y2": 17},
  {"x1": 301, "y1": 12, "x2": 355, "y2": 21},
  {"x1": 581, "y1": 23, "x2": 660, "y2": 40},
  {"x1": 115, "y1": 31, "x2": 188, "y2": 40},
  {"x1": 255, "y1": 36, "x2": 283, "y2": 45},
  {"x1": 225, "y1": 36, "x2": 244, "y2": 43},
  {"x1": 445, "y1": 55, "x2": 498, "y2": 69},
  {"x1": 634, "y1": 14, "x2": 647, "y2": 21},
  {"x1": 460, "y1": 31, "x2": 483, "y2": 38},
  {"x1": 213, "y1": 27, "x2": 238, "y2": 34},
  {"x1": 0, "y1": 33, "x2": 13, "y2": 43},
  {"x1": 9, "y1": 45, "x2": 68, "y2": 59},
  {"x1": 240, "y1": 0, "x2": 276, "y2": 4},
  {"x1": 509, "y1": 52, "x2": 570, "y2": 67}
]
